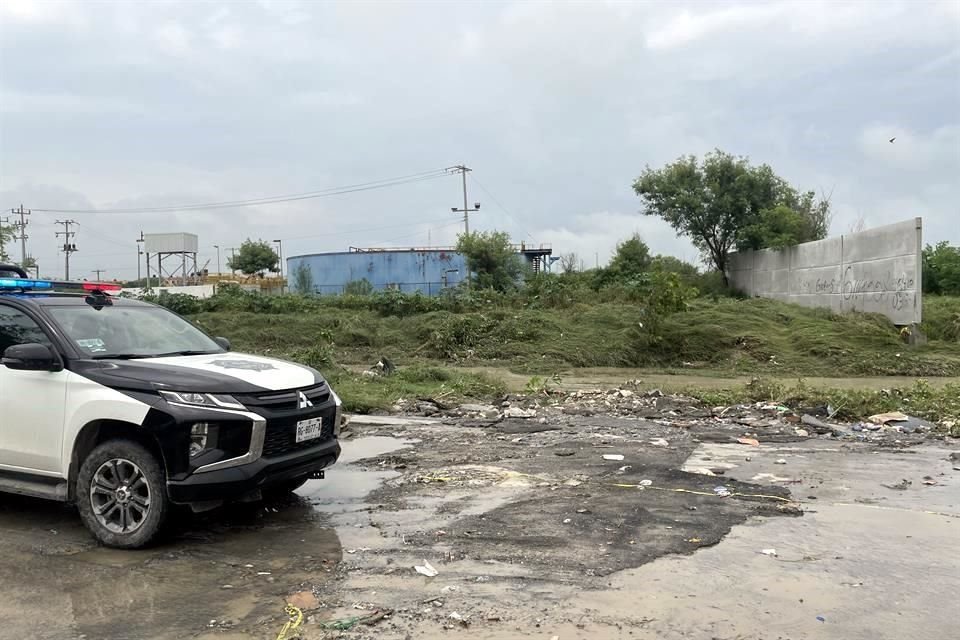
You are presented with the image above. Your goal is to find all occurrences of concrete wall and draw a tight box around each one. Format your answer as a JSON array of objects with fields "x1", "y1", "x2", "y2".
[
  {"x1": 287, "y1": 250, "x2": 467, "y2": 296},
  {"x1": 121, "y1": 284, "x2": 259, "y2": 299},
  {"x1": 727, "y1": 218, "x2": 922, "y2": 325}
]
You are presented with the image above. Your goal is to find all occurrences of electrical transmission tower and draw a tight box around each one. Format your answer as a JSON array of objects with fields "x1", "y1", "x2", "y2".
[{"x1": 55, "y1": 219, "x2": 78, "y2": 280}]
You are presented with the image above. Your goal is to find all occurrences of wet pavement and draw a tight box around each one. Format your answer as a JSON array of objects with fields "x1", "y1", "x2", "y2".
[{"x1": 0, "y1": 404, "x2": 957, "y2": 639}]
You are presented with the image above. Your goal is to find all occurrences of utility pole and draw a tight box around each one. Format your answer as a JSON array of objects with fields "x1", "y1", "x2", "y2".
[
  {"x1": 55, "y1": 219, "x2": 78, "y2": 280},
  {"x1": 92, "y1": 269, "x2": 105, "y2": 280},
  {"x1": 272, "y1": 239, "x2": 284, "y2": 292},
  {"x1": 11, "y1": 204, "x2": 30, "y2": 266},
  {"x1": 136, "y1": 231, "x2": 145, "y2": 283},
  {"x1": 213, "y1": 245, "x2": 221, "y2": 275},
  {"x1": 448, "y1": 165, "x2": 479, "y2": 237},
  {"x1": 227, "y1": 247, "x2": 236, "y2": 275}
]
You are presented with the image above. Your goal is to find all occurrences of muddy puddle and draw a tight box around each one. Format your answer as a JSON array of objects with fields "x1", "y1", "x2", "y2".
[{"x1": 0, "y1": 436, "x2": 413, "y2": 640}]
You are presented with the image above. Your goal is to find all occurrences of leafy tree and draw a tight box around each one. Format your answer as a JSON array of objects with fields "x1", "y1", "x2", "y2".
[
  {"x1": 608, "y1": 233, "x2": 652, "y2": 278},
  {"x1": 227, "y1": 239, "x2": 279, "y2": 276},
  {"x1": 650, "y1": 255, "x2": 699, "y2": 279},
  {"x1": 0, "y1": 224, "x2": 15, "y2": 263},
  {"x1": 456, "y1": 230, "x2": 523, "y2": 292},
  {"x1": 923, "y1": 242, "x2": 960, "y2": 295},
  {"x1": 291, "y1": 263, "x2": 315, "y2": 294},
  {"x1": 344, "y1": 278, "x2": 374, "y2": 296},
  {"x1": 633, "y1": 149, "x2": 830, "y2": 284}
]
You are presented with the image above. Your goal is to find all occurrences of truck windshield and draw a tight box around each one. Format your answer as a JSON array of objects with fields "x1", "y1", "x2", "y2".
[{"x1": 46, "y1": 304, "x2": 224, "y2": 359}]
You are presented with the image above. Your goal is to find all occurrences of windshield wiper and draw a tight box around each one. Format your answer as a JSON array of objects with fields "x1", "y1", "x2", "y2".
[
  {"x1": 91, "y1": 353, "x2": 152, "y2": 360},
  {"x1": 152, "y1": 350, "x2": 219, "y2": 357}
]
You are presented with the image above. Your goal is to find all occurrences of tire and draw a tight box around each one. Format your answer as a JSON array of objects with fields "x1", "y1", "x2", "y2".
[{"x1": 76, "y1": 439, "x2": 169, "y2": 549}]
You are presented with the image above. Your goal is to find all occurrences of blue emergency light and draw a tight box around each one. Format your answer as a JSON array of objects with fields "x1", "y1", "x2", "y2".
[
  {"x1": 0, "y1": 278, "x2": 54, "y2": 290},
  {"x1": 0, "y1": 278, "x2": 119, "y2": 292}
]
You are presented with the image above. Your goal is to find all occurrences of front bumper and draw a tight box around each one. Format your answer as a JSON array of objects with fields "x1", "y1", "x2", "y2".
[{"x1": 167, "y1": 437, "x2": 341, "y2": 503}]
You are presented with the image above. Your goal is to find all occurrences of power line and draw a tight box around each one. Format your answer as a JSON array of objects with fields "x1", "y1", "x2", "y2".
[
  {"x1": 28, "y1": 169, "x2": 452, "y2": 214},
  {"x1": 469, "y1": 175, "x2": 535, "y2": 241}
]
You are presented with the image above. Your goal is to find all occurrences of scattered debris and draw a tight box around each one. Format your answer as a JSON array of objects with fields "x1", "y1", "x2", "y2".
[
  {"x1": 285, "y1": 591, "x2": 320, "y2": 611},
  {"x1": 714, "y1": 486, "x2": 732, "y2": 497},
  {"x1": 737, "y1": 437, "x2": 760, "y2": 447},
  {"x1": 760, "y1": 548, "x2": 778, "y2": 557},
  {"x1": 775, "y1": 459, "x2": 787, "y2": 465},
  {"x1": 415, "y1": 561, "x2": 439, "y2": 578},
  {"x1": 602, "y1": 454, "x2": 625, "y2": 461},
  {"x1": 650, "y1": 438, "x2": 669, "y2": 447},
  {"x1": 639, "y1": 479, "x2": 653, "y2": 487},
  {"x1": 868, "y1": 411, "x2": 909, "y2": 425},
  {"x1": 883, "y1": 479, "x2": 912, "y2": 491},
  {"x1": 320, "y1": 610, "x2": 389, "y2": 631}
]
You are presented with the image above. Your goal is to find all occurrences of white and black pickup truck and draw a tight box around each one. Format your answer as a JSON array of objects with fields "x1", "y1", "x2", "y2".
[{"x1": 0, "y1": 265, "x2": 341, "y2": 548}]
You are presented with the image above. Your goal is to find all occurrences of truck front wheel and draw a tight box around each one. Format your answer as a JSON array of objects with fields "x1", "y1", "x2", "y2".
[{"x1": 77, "y1": 439, "x2": 169, "y2": 549}]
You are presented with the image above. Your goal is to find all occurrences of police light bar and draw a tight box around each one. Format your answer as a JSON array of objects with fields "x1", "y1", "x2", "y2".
[
  {"x1": 0, "y1": 278, "x2": 53, "y2": 290},
  {"x1": 0, "y1": 278, "x2": 121, "y2": 293}
]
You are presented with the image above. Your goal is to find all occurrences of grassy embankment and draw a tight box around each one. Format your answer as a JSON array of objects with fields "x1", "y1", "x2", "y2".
[{"x1": 188, "y1": 295, "x2": 960, "y2": 425}]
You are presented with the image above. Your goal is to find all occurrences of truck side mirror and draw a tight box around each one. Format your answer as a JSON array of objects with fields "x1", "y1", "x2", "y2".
[{"x1": 2, "y1": 343, "x2": 63, "y2": 372}]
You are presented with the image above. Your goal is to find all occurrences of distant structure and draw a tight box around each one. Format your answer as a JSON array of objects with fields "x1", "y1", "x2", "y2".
[
  {"x1": 287, "y1": 243, "x2": 554, "y2": 296},
  {"x1": 143, "y1": 233, "x2": 199, "y2": 287}
]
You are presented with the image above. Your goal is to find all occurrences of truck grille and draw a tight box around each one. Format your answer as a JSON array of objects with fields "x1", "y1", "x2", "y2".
[
  {"x1": 262, "y1": 416, "x2": 336, "y2": 458},
  {"x1": 239, "y1": 382, "x2": 330, "y2": 411}
]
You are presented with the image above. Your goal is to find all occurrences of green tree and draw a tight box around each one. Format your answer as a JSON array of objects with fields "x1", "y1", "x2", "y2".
[
  {"x1": 456, "y1": 230, "x2": 523, "y2": 292},
  {"x1": 227, "y1": 239, "x2": 279, "y2": 276},
  {"x1": 344, "y1": 278, "x2": 374, "y2": 296},
  {"x1": 608, "y1": 234, "x2": 652, "y2": 278},
  {"x1": 923, "y1": 242, "x2": 960, "y2": 295},
  {"x1": 0, "y1": 224, "x2": 15, "y2": 263},
  {"x1": 633, "y1": 150, "x2": 830, "y2": 284},
  {"x1": 291, "y1": 263, "x2": 315, "y2": 294}
]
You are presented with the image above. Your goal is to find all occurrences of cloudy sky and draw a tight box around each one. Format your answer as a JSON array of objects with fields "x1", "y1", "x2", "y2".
[{"x1": 1, "y1": 0, "x2": 958, "y2": 280}]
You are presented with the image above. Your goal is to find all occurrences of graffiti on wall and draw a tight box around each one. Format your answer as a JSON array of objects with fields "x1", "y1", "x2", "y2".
[{"x1": 797, "y1": 266, "x2": 915, "y2": 311}]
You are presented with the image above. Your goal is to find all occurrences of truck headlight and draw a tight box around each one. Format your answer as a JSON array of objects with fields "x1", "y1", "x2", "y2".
[
  {"x1": 331, "y1": 389, "x2": 343, "y2": 435},
  {"x1": 159, "y1": 391, "x2": 245, "y2": 410}
]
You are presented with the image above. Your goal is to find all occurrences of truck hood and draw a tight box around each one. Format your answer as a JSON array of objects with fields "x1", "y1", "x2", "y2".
[{"x1": 71, "y1": 352, "x2": 323, "y2": 394}]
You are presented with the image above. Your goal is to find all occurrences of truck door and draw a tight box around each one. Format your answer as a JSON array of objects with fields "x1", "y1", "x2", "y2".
[{"x1": 0, "y1": 303, "x2": 68, "y2": 474}]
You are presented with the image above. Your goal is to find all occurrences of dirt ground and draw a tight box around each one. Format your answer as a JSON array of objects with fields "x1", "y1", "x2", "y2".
[{"x1": 0, "y1": 390, "x2": 957, "y2": 640}]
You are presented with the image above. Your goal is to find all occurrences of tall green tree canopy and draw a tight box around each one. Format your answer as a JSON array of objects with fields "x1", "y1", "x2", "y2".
[
  {"x1": 456, "y1": 230, "x2": 523, "y2": 292},
  {"x1": 632, "y1": 150, "x2": 830, "y2": 283},
  {"x1": 923, "y1": 242, "x2": 960, "y2": 295},
  {"x1": 607, "y1": 233, "x2": 652, "y2": 279},
  {"x1": 0, "y1": 223, "x2": 15, "y2": 263},
  {"x1": 227, "y1": 239, "x2": 279, "y2": 276}
]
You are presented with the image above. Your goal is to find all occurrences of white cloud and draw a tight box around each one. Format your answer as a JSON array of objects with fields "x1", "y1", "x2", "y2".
[{"x1": 154, "y1": 22, "x2": 192, "y2": 56}]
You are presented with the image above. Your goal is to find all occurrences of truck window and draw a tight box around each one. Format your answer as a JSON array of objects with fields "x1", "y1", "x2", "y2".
[{"x1": 0, "y1": 305, "x2": 53, "y2": 354}]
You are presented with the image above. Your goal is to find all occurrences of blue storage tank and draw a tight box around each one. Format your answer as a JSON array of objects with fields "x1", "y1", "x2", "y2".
[{"x1": 286, "y1": 249, "x2": 467, "y2": 295}]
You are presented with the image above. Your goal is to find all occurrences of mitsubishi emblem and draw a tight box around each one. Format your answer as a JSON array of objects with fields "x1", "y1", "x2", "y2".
[{"x1": 298, "y1": 392, "x2": 313, "y2": 409}]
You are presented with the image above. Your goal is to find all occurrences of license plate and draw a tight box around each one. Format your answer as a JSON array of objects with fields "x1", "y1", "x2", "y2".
[{"x1": 295, "y1": 417, "x2": 324, "y2": 443}]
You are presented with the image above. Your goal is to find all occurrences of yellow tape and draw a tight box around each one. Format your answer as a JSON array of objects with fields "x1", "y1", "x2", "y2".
[{"x1": 276, "y1": 604, "x2": 304, "y2": 640}]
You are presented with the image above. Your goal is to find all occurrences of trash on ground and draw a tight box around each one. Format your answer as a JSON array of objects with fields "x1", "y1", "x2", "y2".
[
  {"x1": 883, "y1": 479, "x2": 912, "y2": 491},
  {"x1": 285, "y1": 590, "x2": 320, "y2": 611},
  {"x1": 714, "y1": 485, "x2": 731, "y2": 497},
  {"x1": 602, "y1": 454, "x2": 625, "y2": 461},
  {"x1": 321, "y1": 610, "x2": 389, "y2": 631},
  {"x1": 775, "y1": 458, "x2": 787, "y2": 465},
  {"x1": 737, "y1": 437, "x2": 760, "y2": 447},
  {"x1": 868, "y1": 411, "x2": 909, "y2": 425},
  {"x1": 275, "y1": 604, "x2": 304, "y2": 640},
  {"x1": 639, "y1": 479, "x2": 653, "y2": 487},
  {"x1": 415, "y1": 560, "x2": 439, "y2": 578},
  {"x1": 650, "y1": 438, "x2": 669, "y2": 447},
  {"x1": 760, "y1": 548, "x2": 778, "y2": 557}
]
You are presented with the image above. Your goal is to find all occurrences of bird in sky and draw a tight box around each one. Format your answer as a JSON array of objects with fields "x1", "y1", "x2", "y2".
[{"x1": 889, "y1": 137, "x2": 896, "y2": 143}]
